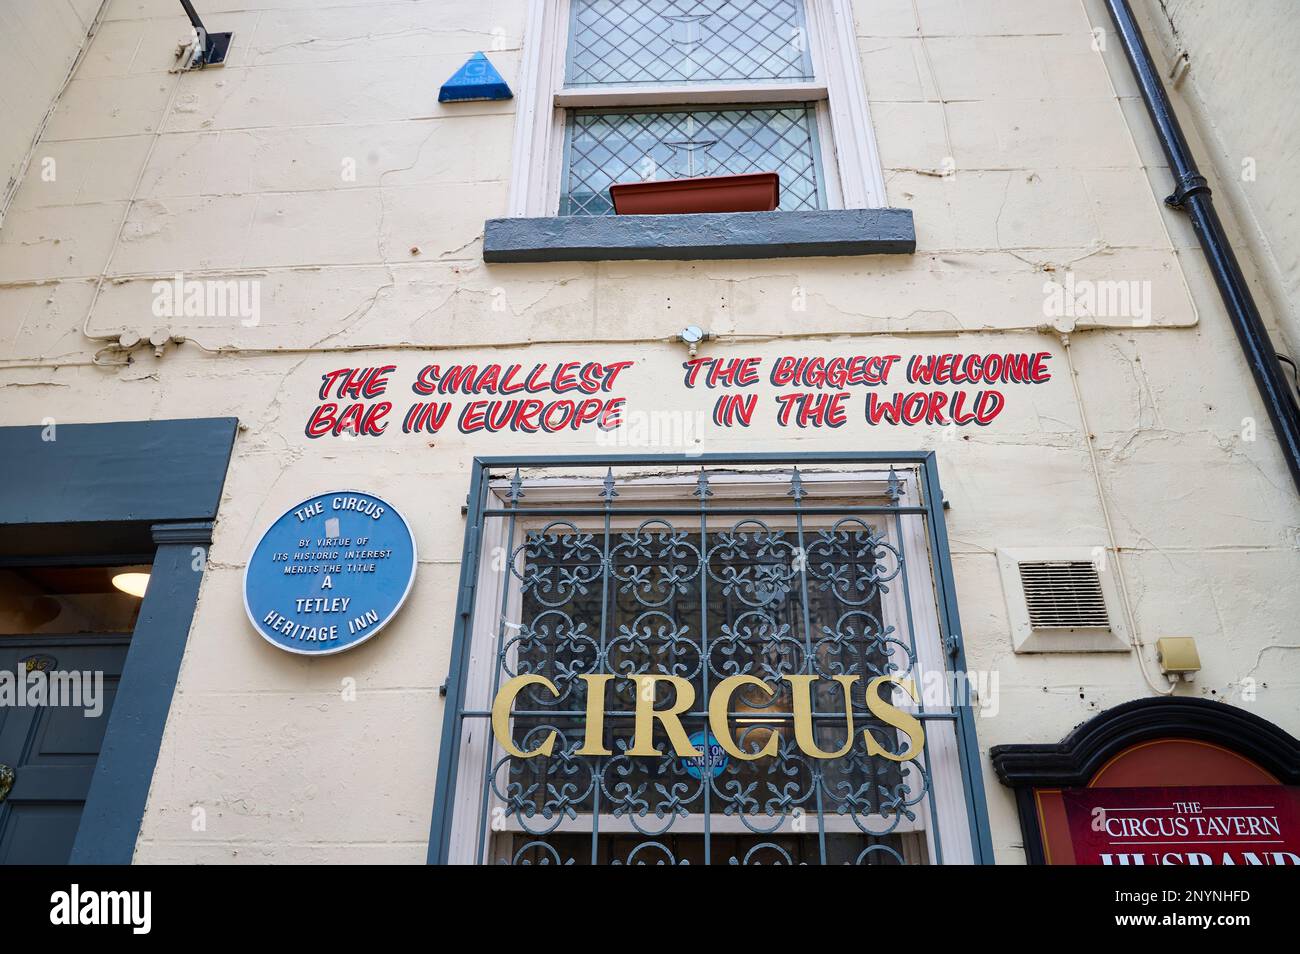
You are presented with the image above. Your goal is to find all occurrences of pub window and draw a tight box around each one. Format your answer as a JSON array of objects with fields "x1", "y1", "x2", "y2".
[
  {"x1": 508, "y1": 0, "x2": 887, "y2": 217},
  {"x1": 431, "y1": 459, "x2": 988, "y2": 865}
]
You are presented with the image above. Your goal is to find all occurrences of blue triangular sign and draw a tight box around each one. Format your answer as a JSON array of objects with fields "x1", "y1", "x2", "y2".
[{"x1": 439, "y1": 52, "x2": 513, "y2": 103}]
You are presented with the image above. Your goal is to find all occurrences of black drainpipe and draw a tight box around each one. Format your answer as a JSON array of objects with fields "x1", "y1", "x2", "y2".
[{"x1": 1105, "y1": 0, "x2": 1300, "y2": 495}]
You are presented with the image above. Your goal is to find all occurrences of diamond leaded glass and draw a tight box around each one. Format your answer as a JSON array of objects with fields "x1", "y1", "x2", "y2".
[
  {"x1": 567, "y1": 0, "x2": 814, "y2": 87},
  {"x1": 562, "y1": 105, "x2": 827, "y2": 215}
]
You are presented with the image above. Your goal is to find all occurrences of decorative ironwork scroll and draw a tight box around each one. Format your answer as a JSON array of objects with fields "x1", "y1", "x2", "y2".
[{"x1": 434, "y1": 458, "x2": 984, "y2": 866}]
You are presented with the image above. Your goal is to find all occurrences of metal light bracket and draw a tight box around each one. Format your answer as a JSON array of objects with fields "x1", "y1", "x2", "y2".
[{"x1": 177, "y1": 1, "x2": 232, "y2": 69}]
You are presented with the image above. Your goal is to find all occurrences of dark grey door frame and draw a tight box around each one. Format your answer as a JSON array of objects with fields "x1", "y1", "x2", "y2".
[{"x1": 0, "y1": 417, "x2": 238, "y2": 864}]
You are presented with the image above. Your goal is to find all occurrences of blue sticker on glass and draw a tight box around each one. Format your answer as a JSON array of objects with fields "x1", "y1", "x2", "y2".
[
  {"x1": 243, "y1": 491, "x2": 416, "y2": 656},
  {"x1": 682, "y1": 730, "x2": 729, "y2": 779}
]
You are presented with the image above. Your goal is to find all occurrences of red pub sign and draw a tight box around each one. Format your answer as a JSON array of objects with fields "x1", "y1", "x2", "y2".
[{"x1": 1062, "y1": 786, "x2": 1300, "y2": 865}]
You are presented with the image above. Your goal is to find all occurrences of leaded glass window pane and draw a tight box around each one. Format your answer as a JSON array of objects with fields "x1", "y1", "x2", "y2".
[
  {"x1": 562, "y1": 105, "x2": 827, "y2": 215},
  {"x1": 567, "y1": 0, "x2": 815, "y2": 87}
]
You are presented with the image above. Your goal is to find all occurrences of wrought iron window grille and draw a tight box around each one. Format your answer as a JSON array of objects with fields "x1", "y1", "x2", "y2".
[{"x1": 428, "y1": 453, "x2": 994, "y2": 866}]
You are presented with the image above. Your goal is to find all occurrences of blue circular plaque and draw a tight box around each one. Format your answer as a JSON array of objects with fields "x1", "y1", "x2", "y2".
[
  {"x1": 243, "y1": 491, "x2": 417, "y2": 655},
  {"x1": 682, "y1": 730, "x2": 729, "y2": 779}
]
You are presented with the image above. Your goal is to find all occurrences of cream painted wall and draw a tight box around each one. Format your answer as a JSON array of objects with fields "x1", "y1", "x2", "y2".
[
  {"x1": 1135, "y1": 0, "x2": 1300, "y2": 356},
  {"x1": 0, "y1": 0, "x2": 1296, "y2": 864},
  {"x1": 0, "y1": 0, "x2": 105, "y2": 221}
]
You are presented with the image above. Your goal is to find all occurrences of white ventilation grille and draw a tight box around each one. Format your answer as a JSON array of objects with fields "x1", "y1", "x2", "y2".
[{"x1": 1018, "y1": 560, "x2": 1110, "y2": 629}]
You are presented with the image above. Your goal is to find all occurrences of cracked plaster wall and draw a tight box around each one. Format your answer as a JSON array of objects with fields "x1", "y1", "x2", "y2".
[
  {"x1": 0, "y1": 0, "x2": 1296, "y2": 865},
  {"x1": 0, "y1": 1, "x2": 106, "y2": 221},
  {"x1": 1135, "y1": 0, "x2": 1300, "y2": 358}
]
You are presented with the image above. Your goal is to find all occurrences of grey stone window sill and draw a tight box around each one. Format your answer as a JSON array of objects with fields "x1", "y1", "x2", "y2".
[{"x1": 482, "y1": 208, "x2": 915, "y2": 263}]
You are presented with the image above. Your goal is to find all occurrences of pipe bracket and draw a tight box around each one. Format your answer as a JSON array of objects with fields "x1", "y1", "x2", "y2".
[{"x1": 1164, "y1": 172, "x2": 1211, "y2": 209}]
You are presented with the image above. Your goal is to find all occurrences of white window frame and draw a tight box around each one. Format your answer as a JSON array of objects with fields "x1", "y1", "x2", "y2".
[
  {"x1": 507, "y1": 0, "x2": 887, "y2": 217},
  {"x1": 446, "y1": 469, "x2": 975, "y2": 865}
]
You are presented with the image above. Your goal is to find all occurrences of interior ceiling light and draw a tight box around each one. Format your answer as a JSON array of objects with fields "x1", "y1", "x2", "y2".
[{"x1": 112, "y1": 572, "x2": 151, "y2": 599}]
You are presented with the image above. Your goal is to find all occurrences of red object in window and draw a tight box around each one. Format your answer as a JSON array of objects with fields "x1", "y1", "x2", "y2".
[{"x1": 610, "y1": 172, "x2": 780, "y2": 215}]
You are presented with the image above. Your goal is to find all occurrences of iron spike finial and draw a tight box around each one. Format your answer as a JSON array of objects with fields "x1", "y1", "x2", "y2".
[
  {"x1": 788, "y1": 466, "x2": 807, "y2": 501},
  {"x1": 886, "y1": 466, "x2": 903, "y2": 503},
  {"x1": 507, "y1": 467, "x2": 525, "y2": 504},
  {"x1": 692, "y1": 469, "x2": 713, "y2": 498},
  {"x1": 600, "y1": 467, "x2": 619, "y2": 502}
]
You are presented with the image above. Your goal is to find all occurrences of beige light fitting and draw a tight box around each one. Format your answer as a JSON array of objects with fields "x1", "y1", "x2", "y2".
[{"x1": 1156, "y1": 636, "x2": 1202, "y2": 680}]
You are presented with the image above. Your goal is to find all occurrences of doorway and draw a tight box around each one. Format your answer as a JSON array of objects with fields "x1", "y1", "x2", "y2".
[{"x1": 0, "y1": 561, "x2": 150, "y2": 863}]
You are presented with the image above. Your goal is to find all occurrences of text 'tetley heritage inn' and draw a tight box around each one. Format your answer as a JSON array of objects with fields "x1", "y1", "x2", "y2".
[{"x1": 0, "y1": 0, "x2": 1298, "y2": 866}]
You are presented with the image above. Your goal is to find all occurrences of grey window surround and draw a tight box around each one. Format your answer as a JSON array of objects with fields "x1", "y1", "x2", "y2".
[{"x1": 482, "y1": 207, "x2": 915, "y2": 263}]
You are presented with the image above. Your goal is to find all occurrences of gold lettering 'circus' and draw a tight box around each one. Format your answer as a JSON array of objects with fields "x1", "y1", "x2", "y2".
[{"x1": 490, "y1": 673, "x2": 924, "y2": 762}]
